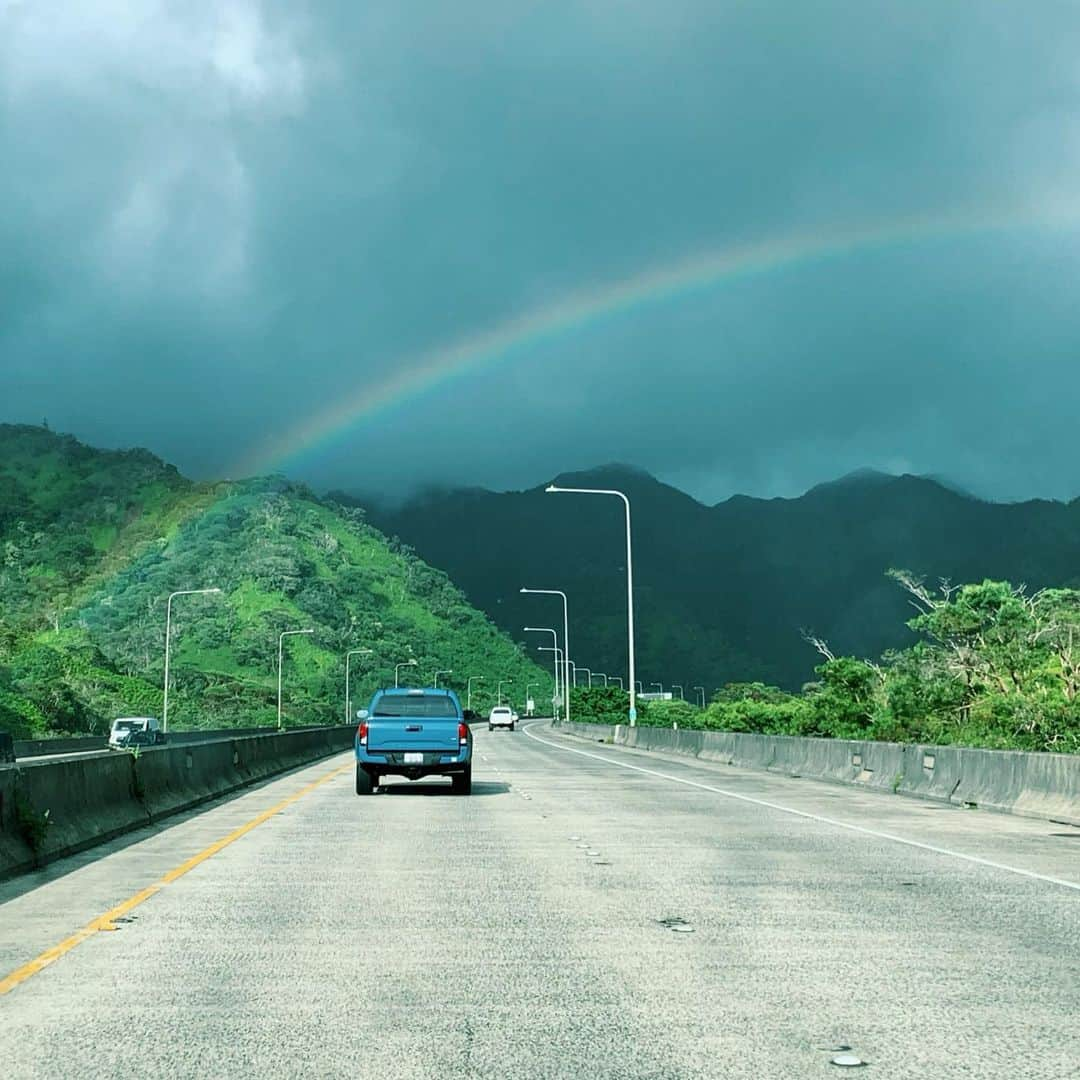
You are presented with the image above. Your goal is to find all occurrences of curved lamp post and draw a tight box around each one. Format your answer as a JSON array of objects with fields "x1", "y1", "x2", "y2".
[
  {"x1": 395, "y1": 659, "x2": 418, "y2": 687},
  {"x1": 163, "y1": 587, "x2": 222, "y2": 734},
  {"x1": 524, "y1": 626, "x2": 560, "y2": 707},
  {"x1": 520, "y1": 588, "x2": 571, "y2": 725},
  {"x1": 345, "y1": 648, "x2": 373, "y2": 722},
  {"x1": 537, "y1": 645, "x2": 563, "y2": 714},
  {"x1": 467, "y1": 675, "x2": 485, "y2": 710},
  {"x1": 545, "y1": 486, "x2": 636, "y2": 725}
]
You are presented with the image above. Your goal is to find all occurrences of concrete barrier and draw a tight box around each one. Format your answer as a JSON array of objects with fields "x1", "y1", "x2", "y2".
[
  {"x1": 554, "y1": 720, "x2": 1080, "y2": 826},
  {"x1": 559, "y1": 721, "x2": 619, "y2": 743},
  {"x1": 135, "y1": 740, "x2": 239, "y2": 821},
  {"x1": 13, "y1": 735, "x2": 106, "y2": 757},
  {"x1": 11, "y1": 726, "x2": 307, "y2": 759},
  {"x1": 849, "y1": 739, "x2": 909, "y2": 796},
  {"x1": 697, "y1": 731, "x2": 734, "y2": 764},
  {"x1": 0, "y1": 765, "x2": 29, "y2": 873},
  {"x1": 897, "y1": 744, "x2": 964, "y2": 805},
  {"x1": 13, "y1": 753, "x2": 150, "y2": 868},
  {"x1": 0, "y1": 725, "x2": 356, "y2": 879}
]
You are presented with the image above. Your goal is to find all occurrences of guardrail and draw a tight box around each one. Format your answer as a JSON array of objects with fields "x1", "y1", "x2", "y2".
[
  {"x1": 0, "y1": 725, "x2": 356, "y2": 879},
  {"x1": 555, "y1": 720, "x2": 1080, "y2": 827}
]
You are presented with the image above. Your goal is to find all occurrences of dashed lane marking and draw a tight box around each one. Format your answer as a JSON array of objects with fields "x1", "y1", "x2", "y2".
[{"x1": 523, "y1": 724, "x2": 1080, "y2": 893}]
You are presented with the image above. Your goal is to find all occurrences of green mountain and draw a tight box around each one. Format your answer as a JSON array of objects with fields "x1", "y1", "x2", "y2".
[
  {"x1": 0, "y1": 425, "x2": 546, "y2": 738},
  {"x1": 351, "y1": 465, "x2": 1080, "y2": 692}
]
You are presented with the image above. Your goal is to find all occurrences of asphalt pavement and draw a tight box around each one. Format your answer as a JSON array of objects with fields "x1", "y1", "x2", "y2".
[{"x1": 0, "y1": 721, "x2": 1077, "y2": 1079}]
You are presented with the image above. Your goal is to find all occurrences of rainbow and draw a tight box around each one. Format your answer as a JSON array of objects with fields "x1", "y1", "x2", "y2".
[{"x1": 234, "y1": 202, "x2": 1079, "y2": 477}]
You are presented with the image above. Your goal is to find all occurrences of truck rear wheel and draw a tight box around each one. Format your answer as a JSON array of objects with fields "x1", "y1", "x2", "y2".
[
  {"x1": 451, "y1": 767, "x2": 472, "y2": 796},
  {"x1": 355, "y1": 765, "x2": 374, "y2": 796}
]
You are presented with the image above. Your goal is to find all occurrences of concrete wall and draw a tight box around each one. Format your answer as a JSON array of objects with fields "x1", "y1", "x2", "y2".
[
  {"x1": 0, "y1": 726, "x2": 355, "y2": 879},
  {"x1": 13, "y1": 735, "x2": 105, "y2": 757},
  {"x1": 12, "y1": 726, "x2": 302, "y2": 758},
  {"x1": 555, "y1": 720, "x2": 1080, "y2": 826}
]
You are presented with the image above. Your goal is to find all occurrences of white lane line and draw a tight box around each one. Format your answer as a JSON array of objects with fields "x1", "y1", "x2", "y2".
[{"x1": 523, "y1": 724, "x2": 1080, "y2": 893}]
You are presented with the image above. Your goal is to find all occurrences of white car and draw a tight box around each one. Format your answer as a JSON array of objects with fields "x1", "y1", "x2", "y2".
[
  {"x1": 488, "y1": 706, "x2": 516, "y2": 732},
  {"x1": 109, "y1": 716, "x2": 164, "y2": 749}
]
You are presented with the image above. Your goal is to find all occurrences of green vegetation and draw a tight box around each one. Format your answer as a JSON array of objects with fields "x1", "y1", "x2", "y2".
[
  {"x1": 14, "y1": 791, "x2": 51, "y2": 853},
  {"x1": 0, "y1": 425, "x2": 547, "y2": 738},
  {"x1": 360, "y1": 465, "x2": 1080, "y2": 695},
  {"x1": 572, "y1": 573, "x2": 1080, "y2": 753},
  {"x1": 7, "y1": 426, "x2": 1077, "y2": 753}
]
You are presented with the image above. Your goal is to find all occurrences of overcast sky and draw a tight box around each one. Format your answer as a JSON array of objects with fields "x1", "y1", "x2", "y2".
[{"x1": 3, "y1": 1, "x2": 1080, "y2": 503}]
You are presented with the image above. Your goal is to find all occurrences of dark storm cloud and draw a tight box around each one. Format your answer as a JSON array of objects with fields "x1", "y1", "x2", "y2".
[{"x1": 3, "y1": 1, "x2": 1080, "y2": 500}]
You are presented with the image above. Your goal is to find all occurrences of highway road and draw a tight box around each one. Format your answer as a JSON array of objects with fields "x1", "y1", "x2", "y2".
[{"x1": 1, "y1": 722, "x2": 1077, "y2": 1079}]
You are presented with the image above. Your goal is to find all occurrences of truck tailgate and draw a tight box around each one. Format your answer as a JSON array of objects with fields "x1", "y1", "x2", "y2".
[{"x1": 367, "y1": 718, "x2": 459, "y2": 752}]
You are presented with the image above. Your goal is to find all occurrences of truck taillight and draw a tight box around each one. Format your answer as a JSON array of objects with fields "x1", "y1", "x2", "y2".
[
  {"x1": 458, "y1": 722, "x2": 468, "y2": 743},
  {"x1": 358, "y1": 721, "x2": 368, "y2": 745}
]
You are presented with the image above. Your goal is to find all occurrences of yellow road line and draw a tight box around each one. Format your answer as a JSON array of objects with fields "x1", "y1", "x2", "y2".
[{"x1": 0, "y1": 762, "x2": 351, "y2": 996}]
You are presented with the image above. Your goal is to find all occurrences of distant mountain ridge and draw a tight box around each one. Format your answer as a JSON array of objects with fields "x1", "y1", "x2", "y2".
[{"x1": 347, "y1": 465, "x2": 1080, "y2": 691}]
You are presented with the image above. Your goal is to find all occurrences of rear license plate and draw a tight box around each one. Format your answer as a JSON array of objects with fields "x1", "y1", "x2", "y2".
[{"x1": 403, "y1": 752, "x2": 424, "y2": 764}]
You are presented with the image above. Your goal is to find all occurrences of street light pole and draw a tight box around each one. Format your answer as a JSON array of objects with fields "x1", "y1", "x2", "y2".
[
  {"x1": 278, "y1": 628, "x2": 314, "y2": 730},
  {"x1": 545, "y1": 486, "x2": 636, "y2": 725},
  {"x1": 345, "y1": 648, "x2": 373, "y2": 723},
  {"x1": 635, "y1": 681, "x2": 643, "y2": 693},
  {"x1": 693, "y1": 686, "x2": 706, "y2": 707},
  {"x1": 594, "y1": 672, "x2": 608, "y2": 687},
  {"x1": 609, "y1": 675, "x2": 624, "y2": 690},
  {"x1": 578, "y1": 666, "x2": 592, "y2": 688},
  {"x1": 497, "y1": 679, "x2": 513, "y2": 706},
  {"x1": 538, "y1": 646, "x2": 563, "y2": 715},
  {"x1": 163, "y1": 588, "x2": 222, "y2": 734},
  {"x1": 672, "y1": 684, "x2": 684, "y2": 700},
  {"x1": 467, "y1": 676, "x2": 485, "y2": 710},
  {"x1": 395, "y1": 659, "x2": 418, "y2": 688},
  {"x1": 520, "y1": 588, "x2": 571, "y2": 725},
  {"x1": 434, "y1": 669, "x2": 453, "y2": 688},
  {"x1": 523, "y1": 627, "x2": 560, "y2": 707}
]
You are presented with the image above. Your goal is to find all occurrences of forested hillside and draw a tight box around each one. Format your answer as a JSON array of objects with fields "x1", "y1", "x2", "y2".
[
  {"x1": 0, "y1": 425, "x2": 546, "y2": 738},
  {"x1": 355, "y1": 465, "x2": 1080, "y2": 691}
]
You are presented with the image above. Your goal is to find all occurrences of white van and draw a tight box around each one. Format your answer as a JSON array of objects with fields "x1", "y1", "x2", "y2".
[
  {"x1": 488, "y1": 706, "x2": 516, "y2": 732},
  {"x1": 108, "y1": 717, "x2": 164, "y2": 749}
]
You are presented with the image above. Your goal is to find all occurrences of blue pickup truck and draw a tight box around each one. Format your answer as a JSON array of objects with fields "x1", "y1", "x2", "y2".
[{"x1": 355, "y1": 687, "x2": 472, "y2": 795}]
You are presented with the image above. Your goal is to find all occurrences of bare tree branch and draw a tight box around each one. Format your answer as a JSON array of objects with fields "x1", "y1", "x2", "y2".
[{"x1": 800, "y1": 629, "x2": 835, "y2": 661}]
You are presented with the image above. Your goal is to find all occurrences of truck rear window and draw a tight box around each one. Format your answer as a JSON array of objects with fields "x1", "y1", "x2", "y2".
[{"x1": 373, "y1": 697, "x2": 461, "y2": 718}]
